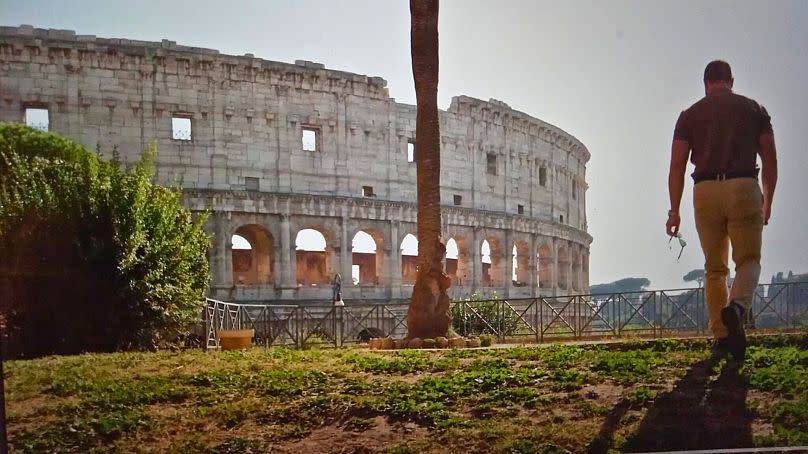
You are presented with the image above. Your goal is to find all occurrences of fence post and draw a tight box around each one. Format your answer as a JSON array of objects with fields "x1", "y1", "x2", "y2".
[
  {"x1": 653, "y1": 291, "x2": 657, "y2": 339},
  {"x1": 534, "y1": 298, "x2": 540, "y2": 343},
  {"x1": 539, "y1": 297, "x2": 544, "y2": 343},
  {"x1": 295, "y1": 307, "x2": 303, "y2": 349}
]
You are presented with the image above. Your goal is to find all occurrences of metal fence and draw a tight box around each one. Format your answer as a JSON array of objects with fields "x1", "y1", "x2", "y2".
[{"x1": 201, "y1": 281, "x2": 808, "y2": 349}]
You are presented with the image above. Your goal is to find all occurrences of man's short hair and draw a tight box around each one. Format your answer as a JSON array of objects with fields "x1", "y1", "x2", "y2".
[{"x1": 704, "y1": 60, "x2": 732, "y2": 82}]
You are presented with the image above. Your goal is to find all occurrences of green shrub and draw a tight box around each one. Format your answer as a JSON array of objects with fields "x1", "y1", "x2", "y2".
[
  {"x1": 0, "y1": 123, "x2": 209, "y2": 355},
  {"x1": 451, "y1": 292, "x2": 522, "y2": 337},
  {"x1": 480, "y1": 334, "x2": 494, "y2": 347}
]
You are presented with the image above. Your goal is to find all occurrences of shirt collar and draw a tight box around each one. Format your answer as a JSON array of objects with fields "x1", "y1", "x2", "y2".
[{"x1": 708, "y1": 87, "x2": 733, "y2": 96}]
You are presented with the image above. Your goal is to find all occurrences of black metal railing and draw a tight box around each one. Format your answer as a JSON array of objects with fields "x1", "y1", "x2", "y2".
[{"x1": 201, "y1": 281, "x2": 808, "y2": 349}]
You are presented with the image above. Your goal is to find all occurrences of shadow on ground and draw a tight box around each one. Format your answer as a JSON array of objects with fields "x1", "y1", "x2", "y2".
[{"x1": 589, "y1": 354, "x2": 753, "y2": 453}]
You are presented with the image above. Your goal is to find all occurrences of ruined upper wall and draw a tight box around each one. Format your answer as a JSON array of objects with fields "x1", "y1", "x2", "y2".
[
  {"x1": 0, "y1": 25, "x2": 589, "y2": 232},
  {"x1": 0, "y1": 25, "x2": 390, "y2": 100},
  {"x1": 447, "y1": 96, "x2": 590, "y2": 163}
]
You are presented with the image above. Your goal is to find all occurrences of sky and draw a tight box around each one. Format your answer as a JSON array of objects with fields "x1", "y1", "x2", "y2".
[{"x1": 3, "y1": 0, "x2": 807, "y2": 290}]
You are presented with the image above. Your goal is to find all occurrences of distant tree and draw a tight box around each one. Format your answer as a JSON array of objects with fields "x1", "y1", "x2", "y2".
[
  {"x1": 590, "y1": 277, "x2": 651, "y2": 295},
  {"x1": 683, "y1": 269, "x2": 705, "y2": 287}
]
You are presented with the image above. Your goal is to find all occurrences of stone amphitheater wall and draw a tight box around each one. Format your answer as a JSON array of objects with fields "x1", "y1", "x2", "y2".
[{"x1": 0, "y1": 25, "x2": 592, "y2": 302}]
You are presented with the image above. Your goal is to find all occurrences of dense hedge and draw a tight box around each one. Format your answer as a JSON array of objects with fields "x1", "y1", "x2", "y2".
[{"x1": 0, "y1": 123, "x2": 210, "y2": 357}]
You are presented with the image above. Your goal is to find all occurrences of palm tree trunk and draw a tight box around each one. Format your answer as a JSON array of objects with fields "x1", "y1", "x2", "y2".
[{"x1": 406, "y1": 0, "x2": 452, "y2": 339}]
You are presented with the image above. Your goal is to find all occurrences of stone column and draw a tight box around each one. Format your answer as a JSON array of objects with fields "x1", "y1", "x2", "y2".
[
  {"x1": 209, "y1": 212, "x2": 233, "y2": 298},
  {"x1": 472, "y1": 227, "x2": 482, "y2": 293},
  {"x1": 379, "y1": 239, "x2": 391, "y2": 287},
  {"x1": 552, "y1": 238, "x2": 559, "y2": 296},
  {"x1": 505, "y1": 229, "x2": 514, "y2": 298},
  {"x1": 279, "y1": 214, "x2": 296, "y2": 298},
  {"x1": 389, "y1": 221, "x2": 402, "y2": 299},
  {"x1": 529, "y1": 233, "x2": 537, "y2": 297},
  {"x1": 339, "y1": 216, "x2": 352, "y2": 285},
  {"x1": 567, "y1": 245, "x2": 574, "y2": 293}
]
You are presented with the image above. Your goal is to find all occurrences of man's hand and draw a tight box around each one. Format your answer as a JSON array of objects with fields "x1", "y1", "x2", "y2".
[
  {"x1": 666, "y1": 212, "x2": 681, "y2": 237},
  {"x1": 668, "y1": 139, "x2": 689, "y2": 236},
  {"x1": 758, "y1": 132, "x2": 777, "y2": 227},
  {"x1": 762, "y1": 199, "x2": 772, "y2": 225}
]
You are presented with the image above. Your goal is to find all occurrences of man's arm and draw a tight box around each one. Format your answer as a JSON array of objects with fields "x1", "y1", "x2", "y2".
[
  {"x1": 666, "y1": 139, "x2": 690, "y2": 236},
  {"x1": 758, "y1": 132, "x2": 778, "y2": 225}
]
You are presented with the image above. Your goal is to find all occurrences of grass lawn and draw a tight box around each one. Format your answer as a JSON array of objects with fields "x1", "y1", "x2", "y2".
[{"x1": 5, "y1": 334, "x2": 808, "y2": 453}]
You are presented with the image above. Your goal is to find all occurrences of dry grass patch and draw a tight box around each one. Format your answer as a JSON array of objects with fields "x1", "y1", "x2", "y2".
[{"x1": 5, "y1": 334, "x2": 807, "y2": 453}]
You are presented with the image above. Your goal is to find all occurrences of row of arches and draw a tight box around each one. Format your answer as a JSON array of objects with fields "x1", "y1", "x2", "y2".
[{"x1": 230, "y1": 224, "x2": 588, "y2": 292}]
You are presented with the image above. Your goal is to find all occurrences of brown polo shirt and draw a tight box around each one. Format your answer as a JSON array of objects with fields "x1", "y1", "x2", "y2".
[{"x1": 673, "y1": 88, "x2": 773, "y2": 180}]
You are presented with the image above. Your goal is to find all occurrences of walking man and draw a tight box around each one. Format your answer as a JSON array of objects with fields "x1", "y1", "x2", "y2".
[{"x1": 666, "y1": 60, "x2": 778, "y2": 361}]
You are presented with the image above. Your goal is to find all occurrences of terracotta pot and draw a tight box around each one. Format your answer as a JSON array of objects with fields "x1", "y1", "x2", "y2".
[{"x1": 217, "y1": 329, "x2": 255, "y2": 350}]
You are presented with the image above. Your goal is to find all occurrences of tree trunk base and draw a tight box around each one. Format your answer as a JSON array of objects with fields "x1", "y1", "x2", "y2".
[{"x1": 406, "y1": 241, "x2": 452, "y2": 339}]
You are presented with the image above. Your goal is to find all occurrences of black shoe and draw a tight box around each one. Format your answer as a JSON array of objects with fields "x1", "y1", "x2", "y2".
[
  {"x1": 711, "y1": 337, "x2": 731, "y2": 358},
  {"x1": 721, "y1": 302, "x2": 747, "y2": 362}
]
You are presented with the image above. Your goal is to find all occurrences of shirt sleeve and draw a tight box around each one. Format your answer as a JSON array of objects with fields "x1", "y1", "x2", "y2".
[
  {"x1": 759, "y1": 105, "x2": 773, "y2": 136},
  {"x1": 673, "y1": 110, "x2": 690, "y2": 142}
]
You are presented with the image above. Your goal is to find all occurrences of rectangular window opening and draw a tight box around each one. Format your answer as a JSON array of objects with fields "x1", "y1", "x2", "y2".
[
  {"x1": 539, "y1": 167, "x2": 547, "y2": 186},
  {"x1": 245, "y1": 177, "x2": 259, "y2": 191},
  {"x1": 517, "y1": 204, "x2": 524, "y2": 214},
  {"x1": 362, "y1": 186, "x2": 375, "y2": 197},
  {"x1": 302, "y1": 127, "x2": 319, "y2": 151},
  {"x1": 25, "y1": 107, "x2": 49, "y2": 131},
  {"x1": 407, "y1": 141, "x2": 415, "y2": 163},
  {"x1": 560, "y1": 215, "x2": 564, "y2": 223},
  {"x1": 572, "y1": 181, "x2": 577, "y2": 199},
  {"x1": 172, "y1": 115, "x2": 192, "y2": 141},
  {"x1": 486, "y1": 153, "x2": 497, "y2": 175},
  {"x1": 453, "y1": 195, "x2": 462, "y2": 206}
]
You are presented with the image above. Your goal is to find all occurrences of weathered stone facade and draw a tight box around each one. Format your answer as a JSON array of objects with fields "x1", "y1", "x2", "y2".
[{"x1": 0, "y1": 25, "x2": 592, "y2": 303}]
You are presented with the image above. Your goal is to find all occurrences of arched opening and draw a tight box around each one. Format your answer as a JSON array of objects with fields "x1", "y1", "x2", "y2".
[
  {"x1": 446, "y1": 238, "x2": 459, "y2": 281},
  {"x1": 295, "y1": 228, "x2": 332, "y2": 286},
  {"x1": 231, "y1": 225, "x2": 273, "y2": 285},
  {"x1": 352, "y1": 230, "x2": 382, "y2": 286},
  {"x1": 444, "y1": 237, "x2": 471, "y2": 286},
  {"x1": 537, "y1": 243, "x2": 553, "y2": 289},
  {"x1": 513, "y1": 241, "x2": 530, "y2": 287},
  {"x1": 557, "y1": 245, "x2": 569, "y2": 291},
  {"x1": 400, "y1": 233, "x2": 418, "y2": 285},
  {"x1": 572, "y1": 248, "x2": 581, "y2": 292},
  {"x1": 481, "y1": 240, "x2": 492, "y2": 286},
  {"x1": 481, "y1": 237, "x2": 504, "y2": 287}
]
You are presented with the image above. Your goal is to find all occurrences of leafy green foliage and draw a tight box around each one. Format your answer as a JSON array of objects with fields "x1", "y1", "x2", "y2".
[
  {"x1": 0, "y1": 123, "x2": 209, "y2": 355},
  {"x1": 345, "y1": 350, "x2": 460, "y2": 374},
  {"x1": 452, "y1": 292, "x2": 523, "y2": 337},
  {"x1": 590, "y1": 350, "x2": 665, "y2": 384},
  {"x1": 745, "y1": 346, "x2": 808, "y2": 395}
]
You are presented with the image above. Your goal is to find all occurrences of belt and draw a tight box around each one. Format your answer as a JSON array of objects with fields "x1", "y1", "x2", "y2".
[{"x1": 693, "y1": 169, "x2": 759, "y2": 184}]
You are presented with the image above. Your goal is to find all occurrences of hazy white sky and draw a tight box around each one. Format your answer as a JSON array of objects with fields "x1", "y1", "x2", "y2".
[{"x1": 3, "y1": 0, "x2": 806, "y2": 289}]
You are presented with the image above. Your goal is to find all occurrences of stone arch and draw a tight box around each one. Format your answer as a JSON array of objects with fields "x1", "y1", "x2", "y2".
[
  {"x1": 231, "y1": 224, "x2": 274, "y2": 285},
  {"x1": 513, "y1": 240, "x2": 530, "y2": 287},
  {"x1": 400, "y1": 233, "x2": 419, "y2": 285},
  {"x1": 351, "y1": 229, "x2": 384, "y2": 286},
  {"x1": 445, "y1": 236, "x2": 471, "y2": 286},
  {"x1": 537, "y1": 242, "x2": 553, "y2": 289},
  {"x1": 295, "y1": 227, "x2": 333, "y2": 286},
  {"x1": 481, "y1": 236, "x2": 505, "y2": 287},
  {"x1": 557, "y1": 244, "x2": 570, "y2": 291},
  {"x1": 572, "y1": 247, "x2": 581, "y2": 292}
]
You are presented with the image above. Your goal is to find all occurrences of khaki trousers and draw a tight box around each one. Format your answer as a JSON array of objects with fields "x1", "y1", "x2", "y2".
[{"x1": 693, "y1": 177, "x2": 763, "y2": 339}]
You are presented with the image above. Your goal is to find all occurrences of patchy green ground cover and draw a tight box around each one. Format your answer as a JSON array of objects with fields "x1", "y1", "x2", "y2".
[{"x1": 5, "y1": 334, "x2": 807, "y2": 453}]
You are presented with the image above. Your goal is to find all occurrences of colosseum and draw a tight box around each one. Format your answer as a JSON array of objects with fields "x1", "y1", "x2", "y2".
[{"x1": 0, "y1": 25, "x2": 592, "y2": 304}]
